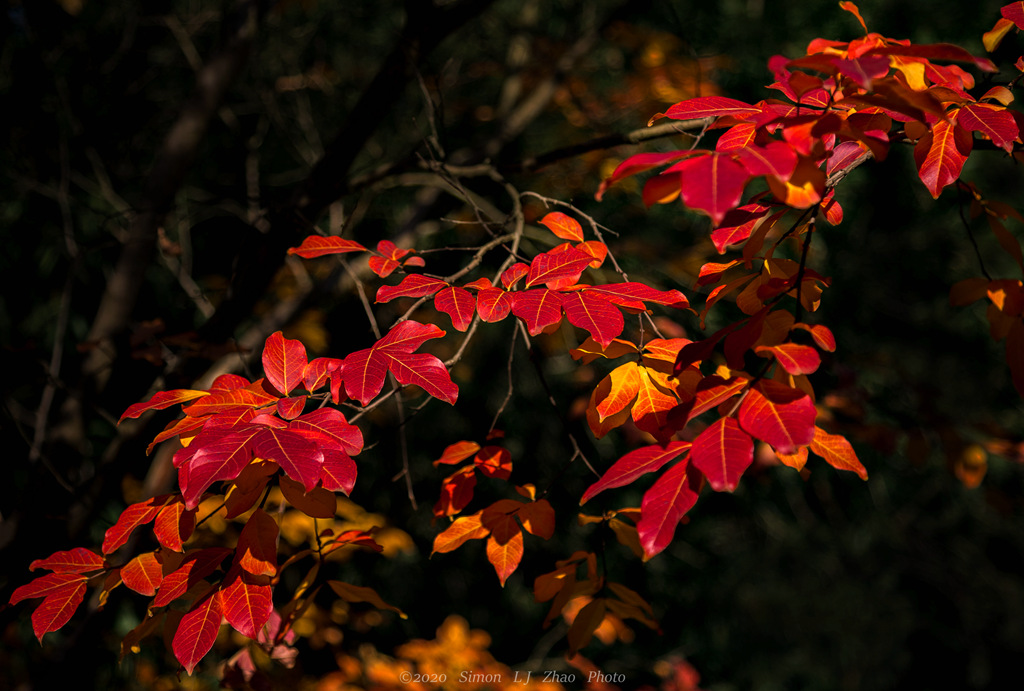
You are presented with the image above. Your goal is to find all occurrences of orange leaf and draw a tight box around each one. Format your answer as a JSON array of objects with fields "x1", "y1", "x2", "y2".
[
  {"x1": 810, "y1": 427, "x2": 867, "y2": 480},
  {"x1": 431, "y1": 513, "x2": 490, "y2": 554},
  {"x1": 486, "y1": 531, "x2": 524, "y2": 587},
  {"x1": 539, "y1": 211, "x2": 584, "y2": 242},
  {"x1": 121, "y1": 552, "x2": 163, "y2": 596},
  {"x1": 567, "y1": 597, "x2": 607, "y2": 655},
  {"x1": 327, "y1": 580, "x2": 406, "y2": 618},
  {"x1": 236, "y1": 509, "x2": 279, "y2": 577}
]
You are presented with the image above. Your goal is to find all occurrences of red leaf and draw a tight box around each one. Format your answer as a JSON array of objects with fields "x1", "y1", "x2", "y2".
[
  {"x1": 476, "y1": 287, "x2": 514, "y2": 322},
  {"x1": 178, "y1": 428, "x2": 261, "y2": 509},
  {"x1": 10, "y1": 572, "x2": 88, "y2": 606},
  {"x1": 154, "y1": 548, "x2": 232, "y2": 608},
  {"x1": 500, "y1": 263, "x2": 529, "y2": 290},
  {"x1": 755, "y1": 343, "x2": 821, "y2": 375},
  {"x1": 738, "y1": 381, "x2": 816, "y2": 454},
  {"x1": 375, "y1": 274, "x2": 446, "y2": 303},
  {"x1": 486, "y1": 531, "x2": 524, "y2": 587},
  {"x1": 735, "y1": 141, "x2": 798, "y2": 181},
  {"x1": 637, "y1": 461, "x2": 702, "y2": 559},
  {"x1": 102, "y1": 495, "x2": 170, "y2": 554},
  {"x1": 24, "y1": 577, "x2": 87, "y2": 642},
  {"x1": 434, "y1": 285, "x2": 476, "y2": 331},
  {"x1": 290, "y1": 408, "x2": 363, "y2": 455},
  {"x1": 512, "y1": 289, "x2": 565, "y2": 336},
  {"x1": 792, "y1": 322, "x2": 836, "y2": 351},
  {"x1": 172, "y1": 590, "x2": 223, "y2": 675},
  {"x1": 262, "y1": 332, "x2": 307, "y2": 396},
  {"x1": 671, "y1": 153, "x2": 751, "y2": 225},
  {"x1": 664, "y1": 96, "x2": 761, "y2": 120},
  {"x1": 581, "y1": 442, "x2": 691, "y2": 504},
  {"x1": 121, "y1": 552, "x2": 163, "y2": 596},
  {"x1": 154, "y1": 499, "x2": 196, "y2": 552},
  {"x1": 220, "y1": 569, "x2": 273, "y2": 640},
  {"x1": 958, "y1": 103, "x2": 1019, "y2": 153},
  {"x1": 303, "y1": 357, "x2": 342, "y2": 392},
  {"x1": 275, "y1": 396, "x2": 306, "y2": 420},
  {"x1": 562, "y1": 291, "x2": 625, "y2": 348},
  {"x1": 119, "y1": 389, "x2": 210, "y2": 423},
  {"x1": 539, "y1": 211, "x2": 584, "y2": 242},
  {"x1": 342, "y1": 321, "x2": 456, "y2": 405},
  {"x1": 253, "y1": 427, "x2": 322, "y2": 491},
  {"x1": 368, "y1": 255, "x2": 400, "y2": 278},
  {"x1": 584, "y1": 282, "x2": 689, "y2": 310},
  {"x1": 236, "y1": 509, "x2": 279, "y2": 577},
  {"x1": 596, "y1": 150, "x2": 702, "y2": 201},
  {"x1": 525, "y1": 246, "x2": 593, "y2": 289},
  {"x1": 30, "y1": 548, "x2": 105, "y2": 574},
  {"x1": 914, "y1": 118, "x2": 973, "y2": 199},
  {"x1": 810, "y1": 427, "x2": 868, "y2": 480},
  {"x1": 287, "y1": 236, "x2": 366, "y2": 258},
  {"x1": 710, "y1": 202, "x2": 773, "y2": 253},
  {"x1": 864, "y1": 43, "x2": 996, "y2": 73},
  {"x1": 690, "y1": 417, "x2": 754, "y2": 492},
  {"x1": 320, "y1": 449, "x2": 357, "y2": 494}
]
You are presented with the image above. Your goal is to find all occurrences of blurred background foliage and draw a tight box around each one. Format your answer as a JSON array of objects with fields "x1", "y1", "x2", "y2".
[{"x1": 3, "y1": 0, "x2": 1024, "y2": 689}]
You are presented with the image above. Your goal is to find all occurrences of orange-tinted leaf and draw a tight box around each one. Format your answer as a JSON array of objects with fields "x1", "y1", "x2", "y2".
[
  {"x1": 581, "y1": 442, "x2": 691, "y2": 504},
  {"x1": 434, "y1": 285, "x2": 476, "y2": 331},
  {"x1": 810, "y1": 427, "x2": 867, "y2": 480},
  {"x1": 595, "y1": 362, "x2": 641, "y2": 423},
  {"x1": 632, "y1": 368, "x2": 682, "y2": 442},
  {"x1": 984, "y1": 17, "x2": 1016, "y2": 52},
  {"x1": 738, "y1": 381, "x2": 816, "y2": 454},
  {"x1": 539, "y1": 211, "x2": 584, "y2": 242},
  {"x1": 120, "y1": 389, "x2": 210, "y2": 423},
  {"x1": 220, "y1": 569, "x2": 273, "y2": 639},
  {"x1": 838, "y1": 1, "x2": 868, "y2": 32},
  {"x1": 102, "y1": 495, "x2": 171, "y2": 554},
  {"x1": 691, "y1": 417, "x2": 754, "y2": 492},
  {"x1": 434, "y1": 465, "x2": 477, "y2": 517},
  {"x1": 914, "y1": 119, "x2": 972, "y2": 199},
  {"x1": 154, "y1": 499, "x2": 196, "y2": 552},
  {"x1": 368, "y1": 255, "x2": 399, "y2": 278},
  {"x1": 500, "y1": 263, "x2": 529, "y2": 289},
  {"x1": 236, "y1": 509, "x2": 278, "y2": 577},
  {"x1": 518, "y1": 499, "x2": 556, "y2": 539},
  {"x1": 474, "y1": 445, "x2": 512, "y2": 479},
  {"x1": 431, "y1": 512, "x2": 490, "y2": 554},
  {"x1": 792, "y1": 322, "x2": 837, "y2": 351},
  {"x1": 263, "y1": 332, "x2": 307, "y2": 397},
  {"x1": 172, "y1": 590, "x2": 223, "y2": 674},
  {"x1": 279, "y1": 475, "x2": 337, "y2": 519},
  {"x1": 434, "y1": 441, "x2": 481, "y2": 466},
  {"x1": 637, "y1": 462, "x2": 702, "y2": 559},
  {"x1": 486, "y1": 531, "x2": 524, "y2": 587},
  {"x1": 30, "y1": 548, "x2": 105, "y2": 574},
  {"x1": 766, "y1": 156, "x2": 825, "y2": 208},
  {"x1": 327, "y1": 580, "x2": 406, "y2": 618},
  {"x1": 121, "y1": 552, "x2": 163, "y2": 596},
  {"x1": 287, "y1": 236, "x2": 366, "y2": 259},
  {"x1": 642, "y1": 171, "x2": 682, "y2": 206},
  {"x1": 577, "y1": 240, "x2": 608, "y2": 268}
]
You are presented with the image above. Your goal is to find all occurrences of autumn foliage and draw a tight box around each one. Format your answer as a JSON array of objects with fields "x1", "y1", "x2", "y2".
[{"x1": 12, "y1": 1, "x2": 1024, "y2": 684}]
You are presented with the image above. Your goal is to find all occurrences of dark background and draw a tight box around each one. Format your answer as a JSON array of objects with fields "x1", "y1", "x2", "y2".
[{"x1": 3, "y1": 0, "x2": 1024, "y2": 689}]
